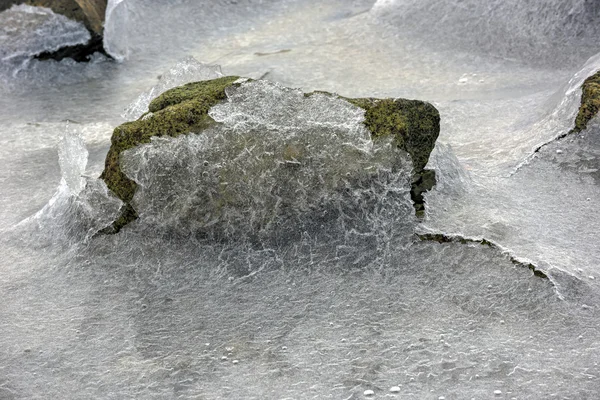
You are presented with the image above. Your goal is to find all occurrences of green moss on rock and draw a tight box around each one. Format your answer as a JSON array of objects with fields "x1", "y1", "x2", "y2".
[
  {"x1": 344, "y1": 97, "x2": 440, "y2": 176},
  {"x1": 100, "y1": 76, "x2": 240, "y2": 230},
  {"x1": 574, "y1": 70, "x2": 600, "y2": 132},
  {"x1": 102, "y1": 78, "x2": 440, "y2": 231}
]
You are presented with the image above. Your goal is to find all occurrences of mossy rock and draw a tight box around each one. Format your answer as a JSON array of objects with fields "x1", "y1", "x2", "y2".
[
  {"x1": 101, "y1": 77, "x2": 440, "y2": 231},
  {"x1": 574, "y1": 70, "x2": 600, "y2": 132}
]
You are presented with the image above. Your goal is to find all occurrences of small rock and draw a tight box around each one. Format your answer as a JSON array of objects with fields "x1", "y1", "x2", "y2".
[
  {"x1": 221, "y1": 356, "x2": 228, "y2": 361},
  {"x1": 281, "y1": 346, "x2": 288, "y2": 350},
  {"x1": 364, "y1": 389, "x2": 375, "y2": 396},
  {"x1": 494, "y1": 389, "x2": 502, "y2": 396},
  {"x1": 589, "y1": 276, "x2": 595, "y2": 280},
  {"x1": 438, "y1": 397, "x2": 446, "y2": 400},
  {"x1": 556, "y1": 149, "x2": 563, "y2": 154},
  {"x1": 232, "y1": 360, "x2": 239, "y2": 365},
  {"x1": 390, "y1": 386, "x2": 401, "y2": 393}
]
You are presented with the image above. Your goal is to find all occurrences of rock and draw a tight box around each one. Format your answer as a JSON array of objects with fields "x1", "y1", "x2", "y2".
[
  {"x1": 101, "y1": 77, "x2": 440, "y2": 232},
  {"x1": 574, "y1": 69, "x2": 600, "y2": 132},
  {"x1": 0, "y1": 0, "x2": 108, "y2": 61}
]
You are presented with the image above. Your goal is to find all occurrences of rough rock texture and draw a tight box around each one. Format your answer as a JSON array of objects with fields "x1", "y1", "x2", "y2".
[
  {"x1": 101, "y1": 77, "x2": 440, "y2": 231},
  {"x1": 0, "y1": 0, "x2": 108, "y2": 61},
  {"x1": 574, "y1": 70, "x2": 600, "y2": 132}
]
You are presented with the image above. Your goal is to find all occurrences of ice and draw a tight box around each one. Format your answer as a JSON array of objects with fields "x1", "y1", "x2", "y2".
[
  {"x1": 0, "y1": 5, "x2": 90, "y2": 76},
  {"x1": 14, "y1": 127, "x2": 122, "y2": 245},
  {"x1": 372, "y1": 0, "x2": 600, "y2": 68},
  {"x1": 57, "y1": 126, "x2": 88, "y2": 195},
  {"x1": 421, "y1": 56, "x2": 600, "y2": 292},
  {"x1": 123, "y1": 56, "x2": 224, "y2": 120},
  {"x1": 103, "y1": 0, "x2": 129, "y2": 61},
  {"x1": 2, "y1": 0, "x2": 600, "y2": 398},
  {"x1": 122, "y1": 80, "x2": 414, "y2": 247}
]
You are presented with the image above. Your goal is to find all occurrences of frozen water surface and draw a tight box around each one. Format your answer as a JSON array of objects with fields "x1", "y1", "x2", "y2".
[{"x1": 1, "y1": 0, "x2": 600, "y2": 398}]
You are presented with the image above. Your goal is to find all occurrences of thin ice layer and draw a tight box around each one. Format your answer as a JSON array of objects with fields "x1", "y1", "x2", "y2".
[
  {"x1": 372, "y1": 0, "x2": 600, "y2": 68},
  {"x1": 121, "y1": 80, "x2": 414, "y2": 244},
  {"x1": 421, "y1": 55, "x2": 600, "y2": 290},
  {"x1": 423, "y1": 125, "x2": 600, "y2": 295},
  {"x1": 15, "y1": 128, "x2": 122, "y2": 245},
  {"x1": 123, "y1": 56, "x2": 224, "y2": 120}
]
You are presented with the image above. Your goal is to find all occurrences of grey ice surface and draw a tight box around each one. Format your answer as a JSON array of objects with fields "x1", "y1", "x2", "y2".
[{"x1": 1, "y1": 0, "x2": 600, "y2": 398}]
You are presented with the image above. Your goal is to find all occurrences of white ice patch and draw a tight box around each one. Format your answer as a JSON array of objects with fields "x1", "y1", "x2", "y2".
[
  {"x1": 0, "y1": 4, "x2": 90, "y2": 76},
  {"x1": 103, "y1": 0, "x2": 128, "y2": 61},
  {"x1": 15, "y1": 127, "x2": 122, "y2": 245},
  {"x1": 57, "y1": 126, "x2": 88, "y2": 195},
  {"x1": 121, "y1": 80, "x2": 414, "y2": 244},
  {"x1": 123, "y1": 56, "x2": 224, "y2": 120}
]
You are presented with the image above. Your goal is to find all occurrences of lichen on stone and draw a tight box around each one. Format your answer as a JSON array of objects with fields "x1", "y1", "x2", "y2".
[{"x1": 574, "y1": 69, "x2": 600, "y2": 132}]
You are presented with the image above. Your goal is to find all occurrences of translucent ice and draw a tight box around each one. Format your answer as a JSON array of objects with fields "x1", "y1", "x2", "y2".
[
  {"x1": 422, "y1": 55, "x2": 600, "y2": 289},
  {"x1": 103, "y1": 0, "x2": 129, "y2": 61},
  {"x1": 16, "y1": 126, "x2": 122, "y2": 245},
  {"x1": 121, "y1": 80, "x2": 414, "y2": 244},
  {"x1": 0, "y1": 5, "x2": 90, "y2": 76},
  {"x1": 57, "y1": 126, "x2": 88, "y2": 195}
]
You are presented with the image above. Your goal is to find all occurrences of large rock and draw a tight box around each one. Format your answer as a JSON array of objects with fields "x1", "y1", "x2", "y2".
[{"x1": 101, "y1": 78, "x2": 440, "y2": 231}]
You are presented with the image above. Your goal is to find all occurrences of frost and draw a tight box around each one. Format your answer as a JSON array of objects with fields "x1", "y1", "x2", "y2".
[
  {"x1": 123, "y1": 56, "x2": 224, "y2": 120},
  {"x1": 122, "y1": 80, "x2": 414, "y2": 246}
]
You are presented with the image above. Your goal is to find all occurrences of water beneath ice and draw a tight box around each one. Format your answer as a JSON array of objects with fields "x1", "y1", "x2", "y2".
[{"x1": 1, "y1": 1, "x2": 600, "y2": 399}]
